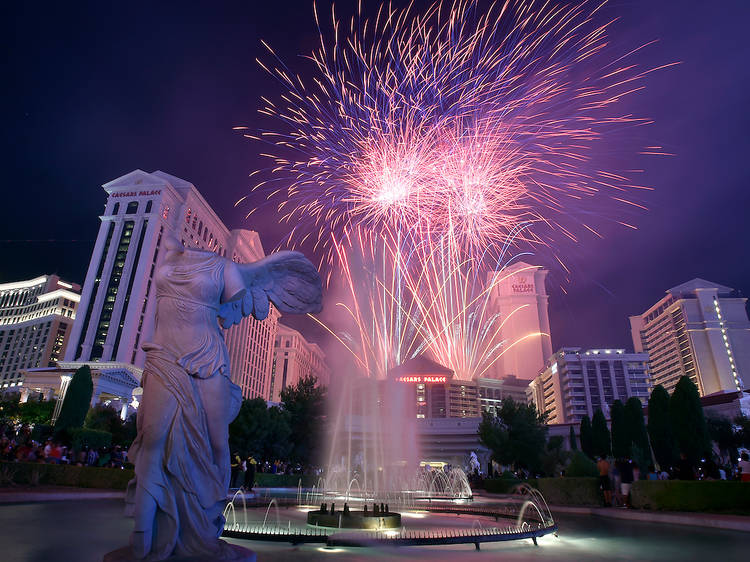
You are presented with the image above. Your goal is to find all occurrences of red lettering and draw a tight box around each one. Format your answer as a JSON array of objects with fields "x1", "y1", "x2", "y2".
[{"x1": 397, "y1": 375, "x2": 446, "y2": 384}]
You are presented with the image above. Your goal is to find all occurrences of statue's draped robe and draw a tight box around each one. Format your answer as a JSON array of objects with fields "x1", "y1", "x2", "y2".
[{"x1": 127, "y1": 250, "x2": 244, "y2": 559}]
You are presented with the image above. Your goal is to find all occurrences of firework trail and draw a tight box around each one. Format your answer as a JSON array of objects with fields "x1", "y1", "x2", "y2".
[{"x1": 240, "y1": 0, "x2": 671, "y2": 379}]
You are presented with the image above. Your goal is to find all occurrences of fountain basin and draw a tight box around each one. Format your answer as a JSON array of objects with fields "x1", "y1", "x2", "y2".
[{"x1": 307, "y1": 509, "x2": 401, "y2": 529}]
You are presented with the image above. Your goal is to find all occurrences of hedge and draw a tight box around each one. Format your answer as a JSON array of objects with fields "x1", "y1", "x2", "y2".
[
  {"x1": 481, "y1": 478, "x2": 522, "y2": 494},
  {"x1": 0, "y1": 461, "x2": 133, "y2": 490},
  {"x1": 529, "y1": 477, "x2": 601, "y2": 506},
  {"x1": 252, "y1": 473, "x2": 318, "y2": 488},
  {"x1": 631, "y1": 480, "x2": 750, "y2": 513},
  {"x1": 482, "y1": 476, "x2": 601, "y2": 506}
]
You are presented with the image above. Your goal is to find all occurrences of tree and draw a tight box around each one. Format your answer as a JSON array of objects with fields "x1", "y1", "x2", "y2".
[
  {"x1": 18, "y1": 398, "x2": 56, "y2": 425},
  {"x1": 610, "y1": 400, "x2": 628, "y2": 458},
  {"x1": 541, "y1": 435, "x2": 569, "y2": 476},
  {"x1": 735, "y1": 415, "x2": 750, "y2": 449},
  {"x1": 706, "y1": 416, "x2": 737, "y2": 466},
  {"x1": 669, "y1": 376, "x2": 710, "y2": 465},
  {"x1": 84, "y1": 404, "x2": 135, "y2": 446},
  {"x1": 624, "y1": 397, "x2": 650, "y2": 471},
  {"x1": 591, "y1": 408, "x2": 610, "y2": 458},
  {"x1": 566, "y1": 451, "x2": 599, "y2": 477},
  {"x1": 55, "y1": 365, "x2": 93, "y2": 432},
  {"x1": 478, "y1": 397, "x2": 548, "y2": 473},
  {"x1": 229, "y1": 397, "x2": 274, "y2": 459},
  {"x1": 280, "y1": 375, "x2": 326, "y2": 466},
  {"x1": 579, "y1": 415, "x2": 594, "y2": 458},
  {"x1": 569, "y1": 425, "x2": 578, "y2": 451},
  {"x1": 647, "y1": 385, "x2": 676, "y2": 469}
]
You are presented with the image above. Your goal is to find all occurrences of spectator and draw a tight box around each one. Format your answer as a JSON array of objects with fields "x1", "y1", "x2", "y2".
[
  {"x1": 677, "y1": 453, "x2": 695, "y2": 480},
  {"x1": 618, "y1": 459, "x2": 634, "y2": 508},
  {"x1": 739, "y1": 452, "x2": 750, "y2": 482},
  {"x1": 596, "y1": 455, "x2": 612, "y2": 506}
]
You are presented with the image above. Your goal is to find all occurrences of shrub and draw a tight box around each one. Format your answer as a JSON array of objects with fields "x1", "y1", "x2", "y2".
[
  {"x1": 481, "y1": 478, "x2": 522, "y2": 494},
  {"x1": 70, "y1": 428, "x2": 112, "y2": 451},
  {"x1": 566, "y1": 451, "x2": 598, "y2": 477},
  {"x1": 528, "y1": 477, "x2": 601, "y2": 506},
  {"x1": 631, "y1": 480, "x2": 750, "y2": 513},
  {"x1": 252, "y1": 473, "x2": 318, "y2": 488},
  {"x1": 0, "y1": 461, "x2": 133, "y2": 489}
]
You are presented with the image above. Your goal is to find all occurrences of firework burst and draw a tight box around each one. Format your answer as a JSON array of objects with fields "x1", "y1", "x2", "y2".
[{"x1": 239, "y1": 0, "x2": 673, "y2": 265}]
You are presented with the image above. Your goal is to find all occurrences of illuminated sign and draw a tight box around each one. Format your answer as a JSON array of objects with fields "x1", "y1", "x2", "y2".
[
  {"x1": 111, "y1": 190, "x2": 162, "y2": 198},
  {"x1": 512, "y1": 276, "x2": 534, "y2": 293},
  {"x1": 397, "y1": 375, "x2": 446, "y2": 384}
]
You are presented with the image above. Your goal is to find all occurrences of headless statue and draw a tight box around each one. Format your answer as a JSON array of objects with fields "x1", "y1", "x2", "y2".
[{"x1": 106, "y1": 234, "x2": 322, "y2": 561}]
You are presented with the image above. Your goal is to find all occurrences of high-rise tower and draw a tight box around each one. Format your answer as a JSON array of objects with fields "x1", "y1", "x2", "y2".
[
  {"x1": 630, "y1": 279, "x2": 749, "y2": 396},
  {"x1": 485, "y1": 262, "x2": 553, "y2": 382},
  {"x1": 65, "y1": 170, "x2": 278, "y2": 399}
]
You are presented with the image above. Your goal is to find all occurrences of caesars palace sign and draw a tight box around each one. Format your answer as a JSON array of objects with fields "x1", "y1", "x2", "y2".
[
  {"x1": 397, "y1": 375, "x2": 447, "y2": 384},
  {"x1": 111, "y1": 190, "x2": 162, "y2": 198},
  {"x1": 512, "y1": 276, "x2": 534, "y2": 294}
]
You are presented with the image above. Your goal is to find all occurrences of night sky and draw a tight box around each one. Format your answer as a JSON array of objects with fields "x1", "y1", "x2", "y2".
[{"x1": 4, "y1": 1, "x2": 750, "y2": 357}]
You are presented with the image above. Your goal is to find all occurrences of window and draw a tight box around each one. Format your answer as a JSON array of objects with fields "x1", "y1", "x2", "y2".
[
  {"x1": 126, "y1": 201, "x2": 138, "y2": 214},
  {"x1": 113, "y1": 202, "x2": 120, "y2": 215},
  {"x1": 145, "y1": 200, "x2": 152, "y2": 213}
]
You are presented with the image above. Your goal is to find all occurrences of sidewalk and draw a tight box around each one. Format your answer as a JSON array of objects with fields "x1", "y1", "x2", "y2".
[
  {"x1": 551, "y1": 504, "x2": 750, "y2": 532},
  {"x1": 0, "y1": 485, "x2": 125, "y2": 503}
]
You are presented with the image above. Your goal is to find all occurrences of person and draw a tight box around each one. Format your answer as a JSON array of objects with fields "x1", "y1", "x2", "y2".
[
  {"x1": 230, "y1": 453, "x2": 243, "y2": 488},
  {"x1": 739, "y1": 452, "x2": 750, "y2": 482},
  {"x1": 597, "y1": 455, "x2": 612, "y2": 506},
  {"x1": 647, "y1": 465, "x2": 658, "y2": 481},
  {"x1": 677, "y1": 453, "x2": 695, "y2": 480},
  {"x1": 618, "y1": 459, "x2": 634, "y2": 508},
  {"x1": 244, "y1": 456, "x2": 257, "y2": 490},
  {"x1": 124, "y1": 233, "x2": 321, "y2": 560}
]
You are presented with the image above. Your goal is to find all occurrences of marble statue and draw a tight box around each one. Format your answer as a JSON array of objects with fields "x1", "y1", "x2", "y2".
[{"x1": 106, "y1": 234, "x2": 322, "y2": 561}]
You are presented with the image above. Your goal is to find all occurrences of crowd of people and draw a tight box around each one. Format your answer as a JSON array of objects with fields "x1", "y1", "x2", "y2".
[
  {"x1": 596, "y1": 452, "x2": 750, "y2": 508},
  {"x1": 0, "y1": 424, "x2": 128, "y2": 468},
  {"x1": 230, "y1": 454, "x2": 311, "y2": 489}
]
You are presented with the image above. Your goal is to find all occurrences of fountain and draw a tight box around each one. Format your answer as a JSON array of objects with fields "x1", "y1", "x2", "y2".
[{"x1": 220, "y1": 366, "x2": 557, "y2": 550}]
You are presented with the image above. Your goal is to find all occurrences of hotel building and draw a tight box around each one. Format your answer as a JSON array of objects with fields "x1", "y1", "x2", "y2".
[
  {"x1": 629, "y1": 279, "x2": 750, "y2": 396},
  {"x1": 485, "y1": 262, "x2": 553, "y2": 382},
  {"x1": 268, "y1": 323, "x2": 330, "y2": 402},
  {"x1": 63, "y1": 169, "x2": 278, "y2": 400},
  {"x1": 477, "y1": 375, "x2": 532, "y2": 415},
  {"x1": 529, "y1": 347, "x2": 650, "y2": 424},
  {"x1": 389, "y1": 355, "x2": 481, "y2": 419},
  {"x1": 0, "y1": 275, "x2": 80, "y2": 390}
]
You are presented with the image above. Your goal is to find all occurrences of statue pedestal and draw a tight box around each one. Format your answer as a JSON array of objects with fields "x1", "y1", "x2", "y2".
[{"x1": 103, "y1": 543, "x2": 256, "y2": 562}]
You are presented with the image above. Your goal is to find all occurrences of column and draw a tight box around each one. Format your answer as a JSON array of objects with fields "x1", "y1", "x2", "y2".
[{"x1": 51, "y1": 375, "x2": 72, "y2": 424}]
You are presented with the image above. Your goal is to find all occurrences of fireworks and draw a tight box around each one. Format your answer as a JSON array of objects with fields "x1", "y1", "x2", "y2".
[
  {"x1": 241, "y1": 0, "x2": 671, "y2": 263},
  {"x1": 242, "y1": 0, "x2": 670, "y2": 379}
]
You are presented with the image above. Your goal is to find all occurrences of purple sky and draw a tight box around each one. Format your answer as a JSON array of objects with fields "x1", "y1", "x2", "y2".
[{"x1": 3, "y1": 0, "x2": 749, "y2": 354}]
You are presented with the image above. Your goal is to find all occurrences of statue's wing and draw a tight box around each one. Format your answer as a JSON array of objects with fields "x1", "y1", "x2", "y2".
[{"x1": 218, "y1": 251, "x2": 322, "y2": 327}]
